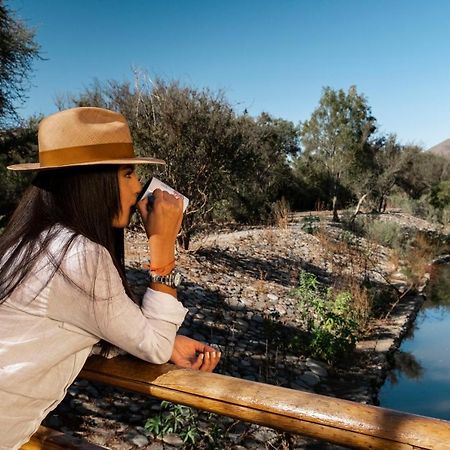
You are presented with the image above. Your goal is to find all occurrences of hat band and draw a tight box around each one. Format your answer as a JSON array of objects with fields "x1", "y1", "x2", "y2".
[{"x1": 39, "y1": 142, "x2": 134, "y2": 167}]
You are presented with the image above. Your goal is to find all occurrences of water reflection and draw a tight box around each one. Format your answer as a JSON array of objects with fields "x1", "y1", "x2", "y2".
[
  {"x1": 379, "y1": 264, "x2": 450, "y2": 420},
  {"x1": 386, "y1": 351, "x2": 424, "y2": 385},
  {"x1": 425, "y1": 263, "x2": 450, "y2": 308}
]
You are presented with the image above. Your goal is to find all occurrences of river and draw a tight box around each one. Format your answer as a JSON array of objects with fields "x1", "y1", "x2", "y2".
[{"x1": 379, "y1": 263, "x2": 450, "y2": 420}]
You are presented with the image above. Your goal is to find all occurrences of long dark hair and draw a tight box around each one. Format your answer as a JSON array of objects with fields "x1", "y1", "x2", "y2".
[{"x1": 0, "y1": 165, "x2": 135, "y2": 306}]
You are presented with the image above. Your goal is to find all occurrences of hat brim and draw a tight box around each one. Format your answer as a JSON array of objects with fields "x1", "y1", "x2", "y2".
[{"x1": 7, "y1": 157, "x2": 166, "y2": 172}]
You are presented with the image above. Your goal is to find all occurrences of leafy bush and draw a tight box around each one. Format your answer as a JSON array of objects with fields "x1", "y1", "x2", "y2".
[
  {"x1": 301, "y1": 214, "x2": 320, "y2": 234},
  {"x1": 363, "y1": 219, "x2": 402, "y2": 249},
  {"x1": 388, "y1": 192, "x2": 447, "y2": 224},
  {"x1": 292, "y1": 272, "x2": 359, "y2": 364},
  {"x1": 145, "y1": 401, "x2": 225, "y2": 449}
]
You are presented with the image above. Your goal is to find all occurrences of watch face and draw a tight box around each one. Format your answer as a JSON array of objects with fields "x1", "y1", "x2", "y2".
[{"x1": 173, "y1": 272, "x2": 182, "y2": 286}]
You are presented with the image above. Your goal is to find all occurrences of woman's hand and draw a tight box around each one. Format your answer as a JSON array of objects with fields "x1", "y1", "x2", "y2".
[
  {"x1": 170, "y1": 335, "x2": 221, "y2": 372},
  {"x1": 137, "y1": 189, "x2": 183, "y2": 269}
]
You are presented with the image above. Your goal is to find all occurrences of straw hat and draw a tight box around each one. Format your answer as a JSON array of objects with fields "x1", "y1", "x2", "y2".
[{"x1": 7, "y1": 107, "x2": 165, "y2": 171}]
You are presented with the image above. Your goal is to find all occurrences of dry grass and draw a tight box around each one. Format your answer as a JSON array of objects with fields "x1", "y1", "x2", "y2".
[
  {"x1": 401, "y1": 233, "x2": 435, "y2": 288},
  {"x1": 272, "y1": 197, "x2": 290, "y2": 229},
  {"x1": 252, "y1": 268, "x2": 270, "y2": 295},
  {"x1": 315, "y1": 226, "x2": 380, "y2": 325}
]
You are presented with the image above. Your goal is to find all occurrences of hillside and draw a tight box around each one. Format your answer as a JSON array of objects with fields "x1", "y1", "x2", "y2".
[{"x1": 428, "y1": 138, "x2": 450, "y2": 158}]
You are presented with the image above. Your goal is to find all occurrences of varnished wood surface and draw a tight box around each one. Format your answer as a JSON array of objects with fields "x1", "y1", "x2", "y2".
[
  {"x1": 21, "y1": 426, "x2": 107, "y2": 450},
  {"x1": 79, "y1": 355, "x2": 450, "y2": 450}
]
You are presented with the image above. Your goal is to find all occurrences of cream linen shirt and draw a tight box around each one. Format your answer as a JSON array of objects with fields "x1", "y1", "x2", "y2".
[{"x1": 0, "y1": 227, "x2": 187, "y2": 449}]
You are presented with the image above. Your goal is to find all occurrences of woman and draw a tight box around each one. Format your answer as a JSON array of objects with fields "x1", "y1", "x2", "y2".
[{"x1": 0, "y1": 107, "x2": 220, "y2": 448}]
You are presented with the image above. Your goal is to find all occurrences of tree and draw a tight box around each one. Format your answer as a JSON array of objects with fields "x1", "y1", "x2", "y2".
[
  {"x1": 370, "y1": 134, "x2": 403, "y2": 212},
  {"x1": 0, "y1": 1, "x2": 40, "y2": 125},
  {"x1": 64, "y1": 77, "x2": 259, "y2": 249},
  {"x1": 61, "y1": 77, "x2": 302, "y2": 244},
  {"x1": 392, "y1": 146, "x2": 449, "y2": 199},
  {"x1": 133, "y1": 79, "x2": 255, "y2": 248},
  {"x1": 299, "y1": 86, "x2": 378, "y2": 220},
  {"x1": 0, "y1": 115, "x2": 39, "y2": 225},
  {"x1": 231, "y1": 112, "x2": 301, "y2": 222}
]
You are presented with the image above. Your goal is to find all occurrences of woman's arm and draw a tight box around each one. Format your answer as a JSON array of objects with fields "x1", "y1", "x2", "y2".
[{"x1": 137, "y1": 189, "x2": 183, "y2": 297}]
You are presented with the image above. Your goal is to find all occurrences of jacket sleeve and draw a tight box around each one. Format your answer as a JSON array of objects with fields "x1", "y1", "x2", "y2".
[{"x1": 46, "y1": 238, "x2": 188, "y2": 364}]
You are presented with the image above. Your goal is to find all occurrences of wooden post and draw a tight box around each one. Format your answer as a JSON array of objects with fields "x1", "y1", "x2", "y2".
[{"x1": 79, "y1": 355, "x2": 450, "y2": 450}]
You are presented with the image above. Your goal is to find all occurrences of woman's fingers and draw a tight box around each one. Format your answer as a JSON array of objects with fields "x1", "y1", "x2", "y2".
[
  {"x1": 199, "y1": 350, "x2": 221, "y2": 372},
  {"x1": 190, "y1": 353, "x2": 205, "y2": 370}
]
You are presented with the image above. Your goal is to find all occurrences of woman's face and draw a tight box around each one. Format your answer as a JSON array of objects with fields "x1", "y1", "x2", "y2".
[{"x1": 112, "y1": 165, "x2": 142, "y2": 228}]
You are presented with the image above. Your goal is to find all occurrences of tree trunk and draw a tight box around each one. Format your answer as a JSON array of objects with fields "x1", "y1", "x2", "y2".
[
  {"x1": 332, "y1": 195, "x2": 340, "y2": 222},
  {"x1": 351, "y1": 193, "x2": 368, "y2": 222},
  {"x1": 177, "y1": 232, "x2": 191, "y2": 251},
  {"x1": 377, "y1": 195, "x2": 384, "y2": 213}
]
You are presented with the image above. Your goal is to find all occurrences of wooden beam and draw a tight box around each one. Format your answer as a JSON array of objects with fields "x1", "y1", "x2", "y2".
[
  {"x1": 80, "y1": 355, "x2": 450, "y2": 450},
  {"x1": 21, "y1": 426, "x2": 107, "y2": 450}
]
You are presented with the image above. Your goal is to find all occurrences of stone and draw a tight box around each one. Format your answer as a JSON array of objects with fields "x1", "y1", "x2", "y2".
[
  {"x1": 129, "y1": 434, "x2": 149, "y2": 446},
  {"x1": 305, "y1": 361, "x2": 328, "y2": 377},
  {"x1": 253, "y1": 428, "x2": 277, "y2": 442},
  {"x1": 299, "y1": 371, "x2": 321, "y2": 387},
  {"x1": 147, "y1": 443, "x2": 165, "y2": 450},
  {"x1": 162, "y1": 433, "x2": 184, "y2": 446}
]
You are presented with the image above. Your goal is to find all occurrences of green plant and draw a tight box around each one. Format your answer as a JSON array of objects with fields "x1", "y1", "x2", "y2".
[
  {"x1": 363, "y1": 219, "x2": 402, "y2": 249},
  {"x1": 301, "y1": 214, "x2": 320, "y2": 234},
  {"x1": 145, "y1": 401, "x2": 225, "y2": 449},
  {"x1": 292, "y1": 272, "x2": 359, "y2": 364}
]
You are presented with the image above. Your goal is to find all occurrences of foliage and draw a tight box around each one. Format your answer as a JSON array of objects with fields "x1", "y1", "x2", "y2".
[
  {"x1": 0, "y1": 1, "x2": 41, "y2": 125},
  {"x1": 430, "y1": 180, "x2": 450, "y2": 224},
  {"x1": 144, "y1": 401, "x2": 225, "y2": 449},
  {"x1": 363, "y1": 219, "x2": 403, "y2": 249},
  {"x1": 388, "y1": 191, "x2": 448, "y2": 225},
  {"x1": 0, "y1": 116, "x2": 39, "y2": 224},
  {"x1": 298, "y1": 85, "x2": 379, "y2": 221},
  {"x1": 61, "y1": 77, "x2": 301, "y2": 247},
  {"x1": 301, "y1": 214, "x2": 320, "y2": 234},
  {"x1": 395, "y1": 147, "x2": 450, "y2": 200},
  {"x1": 230, "y1": 112, "x2": 301, "y2": 223},
  {"x1": 292, "y1": 272, "x2": 359, "y2": 364}
]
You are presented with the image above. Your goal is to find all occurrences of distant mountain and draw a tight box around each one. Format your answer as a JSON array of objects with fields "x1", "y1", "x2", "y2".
[{"x1": 427, "y1": 139, "x2": 450, "y2": 159}]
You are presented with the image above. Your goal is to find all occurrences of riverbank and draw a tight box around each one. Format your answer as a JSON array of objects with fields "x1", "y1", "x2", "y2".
[{"x1": 43, "y1": 211, "x2": 448, "y2": 449}]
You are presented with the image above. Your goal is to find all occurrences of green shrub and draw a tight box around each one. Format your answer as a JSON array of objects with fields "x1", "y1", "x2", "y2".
[
  {"x1": 292, "y1": 272, "x2": 359, "y2": 364},
  {"x1": 389, "y1": 192, "x2": 447, "y2": 224},
  {"x1": 145, "y1": 401, "x2": 225, "y2": 449},
  {"x1": 301, "y1": 214, "x2": 320, "y2": 234},
  {"x1": 363, "y1": 219, "x2": 402, "y2": 248}
]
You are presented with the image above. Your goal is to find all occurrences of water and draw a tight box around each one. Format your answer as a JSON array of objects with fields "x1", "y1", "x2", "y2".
[{"x1": 379, "y1": 263, "x2": 450, "y2": 420}]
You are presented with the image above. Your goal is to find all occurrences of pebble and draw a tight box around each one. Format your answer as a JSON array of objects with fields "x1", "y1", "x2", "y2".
[
  {"x1": 129, "y1": 433, "x2": 149, "y2": 446},
  {"x1": 306, "y1": 361, "x2": 328, "y2": 378},
  {"x1": 299, "y1": 372, "x2": 321, "y2": 387},
  {"x1": 161, "y1": 433, "x2": 184, "y2": 446}
]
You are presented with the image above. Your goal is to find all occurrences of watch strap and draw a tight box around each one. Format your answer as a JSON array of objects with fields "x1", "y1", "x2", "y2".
[{"x1": 149, "y1": 270, "x2": 182, "y2": 288}]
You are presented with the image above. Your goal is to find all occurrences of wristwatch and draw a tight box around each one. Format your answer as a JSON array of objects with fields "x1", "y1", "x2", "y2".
[{"x1": 149, "y1": 270, "x2": 183, "y2": 288}]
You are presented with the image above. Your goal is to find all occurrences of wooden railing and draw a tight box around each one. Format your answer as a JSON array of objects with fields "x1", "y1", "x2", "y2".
[
  {"x1": 22, "y1": 426, "x2": 105, "y2": 450},
  {"x1": 81, "y1": 355, "x2": 450, "y2": 450},
  {"x1": 28, "y1": 355, "x2": 450, "y2": 449}
]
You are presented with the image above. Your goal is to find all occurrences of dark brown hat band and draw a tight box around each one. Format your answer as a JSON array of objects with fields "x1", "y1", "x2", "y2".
[{"x1": 39, "y1": 142, "x2": 134, "y2": 167}]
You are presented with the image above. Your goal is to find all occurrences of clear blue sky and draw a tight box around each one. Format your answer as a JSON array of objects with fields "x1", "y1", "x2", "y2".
[{"x1": 8, "y1": 0, "x2": 450, "y2": 149}]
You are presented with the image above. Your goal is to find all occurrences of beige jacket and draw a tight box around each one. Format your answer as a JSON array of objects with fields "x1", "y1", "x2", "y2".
[{"x1": 0, "y1": 228, "x2": 187, "y2": 449}]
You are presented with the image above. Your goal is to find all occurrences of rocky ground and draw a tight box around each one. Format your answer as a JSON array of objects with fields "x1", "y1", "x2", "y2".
[{"x1": 42, "y1": 211, "x2": 443, "y2": 449}]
